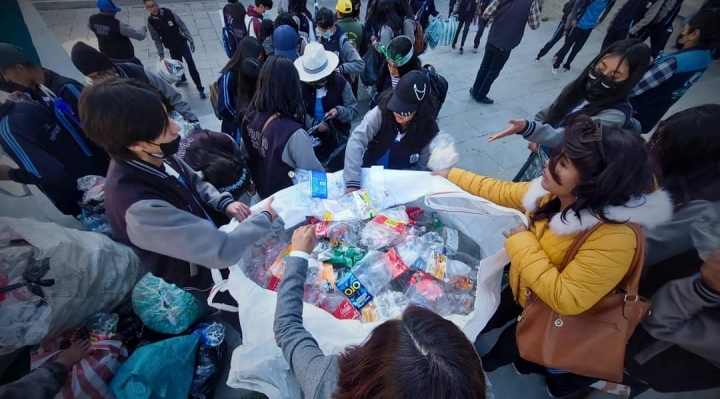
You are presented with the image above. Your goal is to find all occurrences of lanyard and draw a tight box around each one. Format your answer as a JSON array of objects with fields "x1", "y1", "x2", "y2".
[{"x1": 175, "y1": 173, "x2": 217, "y2": 227}]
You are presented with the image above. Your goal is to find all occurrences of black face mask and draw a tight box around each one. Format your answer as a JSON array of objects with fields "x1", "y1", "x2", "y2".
[
  {"x1": 585, "y1": 68, "x2": 620, "y2": 101},
  {"x1": 146, "y1": 136, "x2": 181, "y2": 159},
  {"x1": 310, "y1": 77, "x2": 328, "y2": 89},
  {"x1": 675, "y1": 32, "x2": 688, "y2": 50}
]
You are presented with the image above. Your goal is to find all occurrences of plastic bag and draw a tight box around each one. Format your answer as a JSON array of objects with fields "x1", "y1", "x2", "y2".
[
  {"x1": 314, "y1": 220, "x2": 364, "y2": 243},
  {"x1": 318, "y1": 242, "x2": 367, "y2": 267},
  {"x1": 310, "y1": 188, "x2": 378, "y2": 222},
  {"x1": 427, "y1": 132, "x2": 459, "y2": 171},
  {"x1": 31, "y1": 335, "x2": 128, "y2": 399},
  {"x1": 350, "y1": 251, "x2": 393, "y2": 295},
  {"x1": 691, "y1": 205, "x2": 720, "y2": 261},
  {"x1": 132, "y1": 273, "x2": 205, "y2": 335},
  {"x1": 405, "y1": 271, "x2": 451, "y2": 316},
  {"x1": 290, "y1": 169, "x2": 344, "y2": 199},
  {"x1": 319, "y1": 292, "x2": 362, "y2": 320},
  {"x1": 360, "y1": 207, "x2": 410, "y2": 249},
  {"x1": 190, "y1": 323, "x2": 227, "y2": 399},
  {"x1": 82, "y1": 312, "x2": 119, "y2": 339},
  {"x1": 155, "y1": 59, "x2": 184, "y2": 84},
  {"x1": 424, "y1": 15, "x2": 444, "y2": 49},
  {"x1": 0, "y1": 217, "x2": 143, "y2": 356},
  {"x1": 374, "y1": 290, "x2": 411, "y2": 320},
  {"x1": 171, "y1": 111, "x2": 202, "y2": 139},
  {"x1": 110, "y1": 334, "x2": 199, "y2": 399}
]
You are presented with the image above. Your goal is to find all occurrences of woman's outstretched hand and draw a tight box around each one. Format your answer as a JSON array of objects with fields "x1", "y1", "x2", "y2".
[{"x1": 488, "y1": 119, "x2": 528, "y2": 142}]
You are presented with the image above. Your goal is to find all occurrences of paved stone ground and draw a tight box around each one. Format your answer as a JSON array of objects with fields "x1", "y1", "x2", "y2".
[{"x1": 35, "y1": 2, "x2": 720, "y2": 398}]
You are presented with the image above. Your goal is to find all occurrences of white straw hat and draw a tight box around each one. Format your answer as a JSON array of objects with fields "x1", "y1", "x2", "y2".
[{"x1": 294, "y1": 42, "x2": 339, "y2": 82}]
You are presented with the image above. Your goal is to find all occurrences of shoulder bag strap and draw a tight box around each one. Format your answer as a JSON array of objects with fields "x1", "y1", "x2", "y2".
[
  {"x1": 559, "y1": 222, "x2": 645, "y2": 295},
  {"x1": 558, "y1": 223, "x2": 603, "y2": 271},
  {"x1": 617, "y1": 223, "x2": 645, "y2": 297},
  {"x1": 259, "y1": 113, "x2": 279, "y2": 144}
]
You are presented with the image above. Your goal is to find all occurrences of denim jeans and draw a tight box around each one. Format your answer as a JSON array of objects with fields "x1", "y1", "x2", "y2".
[{"x1": 471, "y1": 42, "x2": 511, "y2": 98}]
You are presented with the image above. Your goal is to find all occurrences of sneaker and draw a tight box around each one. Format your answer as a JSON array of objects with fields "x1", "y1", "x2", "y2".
[
  {"x1": 469, "y1": 88, "x2": 479, "y2": 99},
  {"x1": 551, "y1": 67, "x2": 558, "y2": 75},
  {"x1": 174, "y1": 78, "x2": 187, "y2": 87},
  {"x1": 476, "y1": 96, "x2": 494, "y2": 105},
  {"x1": 451, "y1": 43, "x2": 456, "y2": 50},
  {"x1": 473, "y1": 47, "x2": 478, "y2": 53},
  {"x1": 459, "y1": 47, "x2": 464, "y2": 54},
  {"x1": 563, "y1": 66, "x2": 571, "y2": 72},
  {"x1": 552, "y1": 55, "x2": 558, "y2": 65},
  {"x1": 535, "y1": 58, "x2": 540, "y2": 63},
  {"x1": 198, "y1": 89, "x2": 207, "y2": 99}
]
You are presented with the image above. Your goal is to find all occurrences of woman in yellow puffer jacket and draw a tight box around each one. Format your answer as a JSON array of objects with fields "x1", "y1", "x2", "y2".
[{"x1": 435, "y1": 116, "x2": 673, "y2": 395}]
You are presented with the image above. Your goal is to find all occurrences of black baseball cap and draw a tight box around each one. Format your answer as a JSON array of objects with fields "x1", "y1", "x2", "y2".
[
  {"x1": 0, "y1": 43, "x2": 33, "y2": 73},
  {"x1": 387, "y1": 70, "x2": 430, "y2": 114}
]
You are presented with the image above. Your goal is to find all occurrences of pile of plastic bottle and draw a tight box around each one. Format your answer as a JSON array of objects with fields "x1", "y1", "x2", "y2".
[{"x1": 241, "y1": 204, "x2": 484, "y2": 323}]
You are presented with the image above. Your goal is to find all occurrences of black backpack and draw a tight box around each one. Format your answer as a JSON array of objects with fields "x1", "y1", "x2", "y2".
[{"x1": 423, "y1": 64, "x2": 448, "y2": 113}]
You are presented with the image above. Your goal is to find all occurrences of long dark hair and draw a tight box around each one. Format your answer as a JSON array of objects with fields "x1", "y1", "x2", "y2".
[
  {"x1": 533, "y1": 115, "x2": 656, "y2": 224},
  {"x1": 249, "y1": 55, "x2": 305, "y2": 122},
  {"x1": 221, "y1": 37, "x2": 265, "y2": 75},
  {"x1": 235, "y1": 58, "x2": 262, "y2": 123},
  {"x1": 377, "y1": 89, "x2": 438, "y2": 151},
  {"x1": 182, "y1": 132, "x2": 253, "y2": 199},
  {"x1": 544, "y1": 39, "x2": 651, "y2": 127},
  {"x1": 376, "y1": 37, "x2": 422, "y2": 92},
  {"x1": 229, "y1": 3, "x2": 247, "y2": 30},
  {"x1": 367, "y1": 0, "x2": 402, "y2": 34},
  {"x1": 649, "y1": 104, "x2": 720, "y2": 207},
  {"x1": 335, "y1": 306, "x2": 487, "y2": 399}
]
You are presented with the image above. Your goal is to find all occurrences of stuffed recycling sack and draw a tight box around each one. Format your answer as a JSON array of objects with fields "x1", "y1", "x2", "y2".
[
  {"x1": 132, "y1": 272, "x2": 205, "y2": 335},
  {"x1": 31, "y1": 338, "x2": 128, "y2": 399},
  {"x1": 211, "y1": 168, "x2": 526, "y2": 399},
  {"x1": 0, "y1": 217, "x2": 144, "y2": 355},
  {"x1": 110, "y1": 334, "x2": 199, "y2": 399}
]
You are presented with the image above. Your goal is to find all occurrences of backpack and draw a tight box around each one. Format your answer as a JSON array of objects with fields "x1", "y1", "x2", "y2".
[
  {"x1": 423, "y1": 64, "x2": 448, "y2": 113},
  {"x1": 222, "y1": 17, "x2": 246, "y2": 57},
  {"x1": 412, "y1": 19, "x2": 426, "y2": 55}
]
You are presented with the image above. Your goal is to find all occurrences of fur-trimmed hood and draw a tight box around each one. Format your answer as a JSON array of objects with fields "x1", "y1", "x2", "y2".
[{"x1": 521, "y1": 178, "x2": 674, "y2": 236}]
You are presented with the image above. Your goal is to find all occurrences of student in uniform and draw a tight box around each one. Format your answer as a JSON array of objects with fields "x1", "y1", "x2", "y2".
[
  {"x1": 296, "y1": 43, "x2": 359, "y2": 171},
  {"x1": 88, "y1": 0, "x2": 147, "y2": 65},
  {"x1": 240, "y1": 55, "x2": 323, "y2": 199},
  {"x1": 629, "y1": 9, "x2": 720, "y2": 133},
  {"x1": 315, "y1": 8, "x2": 365, "y2": 87},
  {"x1": 79, "y1": 78, "x2": 276, "y2": 331},
  {"x1": 71, "y1": 41, "x2": 199, "y2": 123},
  {"x1": 550, "y1": 0, "x2": 616, "y2": 74},
  {"x1": 344, "y1": 71, "x2": 439, "y2": 193},
  {"x1": 144, "y1": 0, "x2": 207, "y2": 99},
  {"x1": 217, "y1": 37, "x2": 266, "y2": 134},
  {"x1": 0, "y1": 92, "x2": 109, "y2": 217}
]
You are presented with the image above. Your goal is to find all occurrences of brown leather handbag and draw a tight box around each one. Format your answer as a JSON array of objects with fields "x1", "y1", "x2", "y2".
[{"x1": 515, "y1": 223, "x2": 651, "y2": 382}]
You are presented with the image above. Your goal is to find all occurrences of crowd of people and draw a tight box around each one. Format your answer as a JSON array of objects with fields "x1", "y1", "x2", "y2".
[{"x1": 1, "y1": 0, "x2": 720, "y2": 397}]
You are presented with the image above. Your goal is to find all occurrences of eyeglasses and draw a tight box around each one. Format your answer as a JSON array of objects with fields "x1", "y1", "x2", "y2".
[{"x1": 578, "y1": 121, "x2": 606, "y2": 163}]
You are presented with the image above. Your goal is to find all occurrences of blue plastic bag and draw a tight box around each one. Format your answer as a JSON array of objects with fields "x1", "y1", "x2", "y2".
[
  {"x1": 110, "y1": 334, "x2": 199, "y2": 399},
  {"x1": 132, "y1": 273, "x2": 204, "y2": 335},
  {"x1": 190, "y1": 323, "x2": 227, "y2": 399}
]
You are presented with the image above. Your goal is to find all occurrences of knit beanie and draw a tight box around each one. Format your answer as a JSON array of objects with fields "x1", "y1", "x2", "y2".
[{"x1": 71, "y1": 42, "x2": 114, "y2": 76}]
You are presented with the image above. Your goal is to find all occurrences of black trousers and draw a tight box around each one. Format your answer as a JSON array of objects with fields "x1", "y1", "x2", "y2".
[
  {"x1": 473, "y1": 18, "x2": 486, "y2": 49},
  {"x1": 633, "y1": 25, "x2": 673, "y2": 59},
  {"x1": 553, "y1": 26, "x2": 593, "y2": 69},
  {"x1": 169, "y1": 43, "x2": 204, "y2": 91},
  {"x1": 602, "y1": 27, "x2": 628, "y2": 50},
  {"x1": 453, "y1": 14, "x2": 474, "y2": 47},
  {"x1": 537, "y1": 21, "x2": 565, "y2": 60},
  {"x1": 479, "y1": 287, "x2": 523, "y2": 371},
  {"x1": 471, "y1": 43, "x2": 511, "y2": 98}
]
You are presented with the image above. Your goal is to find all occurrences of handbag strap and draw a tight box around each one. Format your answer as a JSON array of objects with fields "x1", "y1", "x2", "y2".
[{"x1": 560, "y1": 222, "x2": 646, "y2": 297}]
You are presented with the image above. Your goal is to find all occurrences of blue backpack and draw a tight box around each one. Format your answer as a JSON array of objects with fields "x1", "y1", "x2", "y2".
[{"x1": 222, "y1": 17, "x2": 246, "y2": 57}]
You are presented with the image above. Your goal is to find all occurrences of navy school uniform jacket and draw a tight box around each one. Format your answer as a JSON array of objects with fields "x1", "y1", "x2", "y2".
[
  {"x1": 0, "y1": 100, "x2": 109, "y2": 216},
  {"x1": 103, "y1": 155, "x2": 273, "y2": 296}
]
